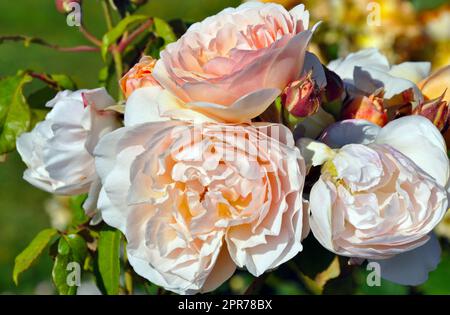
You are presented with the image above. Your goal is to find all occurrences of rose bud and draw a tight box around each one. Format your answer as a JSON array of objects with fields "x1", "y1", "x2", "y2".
[
  {"x1": 55, "y1": 0, "x2": 81, "y2": 14},
  {"x1": 120, "y1": 56, "x2": 159, "y2": 98},
  {"x1": 413, "y1": 93, "x2": 449, "y2": 131},
  {"x1": 322, "y1": 67, "x2": 345, "y2": 104},
  {"x1": 281, "y1": 71, "x2": 321, "y2": 118},
  {"x1": 342, "y1": 90, "x2": 388, "y2": 127}
]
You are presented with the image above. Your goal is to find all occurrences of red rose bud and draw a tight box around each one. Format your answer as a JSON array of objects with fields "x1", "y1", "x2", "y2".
[
  {"x1": 322, "y1": 67, "x2": 345, "y2": 103},
  {"x1": 55, "y1": 0, "x2": 81, "y2": 14},
  {"x1": 342, "y1": 90, "x2": 388, "y2": 127},
  {"x1": 281, "y1": 71, "x2": 321, "y2": 118},
  {"x1": 413, "y1": 92, "x2": 449, "y2": 131}
]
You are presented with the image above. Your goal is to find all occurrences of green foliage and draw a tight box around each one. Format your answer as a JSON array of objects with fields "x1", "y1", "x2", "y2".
[
  {"x1": 295, "y1": 236, "x2": 336, "y2": 279},
  {"x1": 0, "y1": 73, "x2": 32, "y2": 154},
  {"x1": 411, "y1": 0, "x2": 448, "y2": 11},
  {"x1": 97, "y1": 227, "x2": 122, "y2": 295},
  {"x1": 51, "y1": 234, "x2": 88, "y2": 295},
  {"x1": 45, "y1": 74, "x2": 77, "y2": 91},
  {"x1": 153, "y1": 17, "x2": 177, "y2": 48},
  {"x1": 101, "y1": 14, "x2": 150, "y2": 59},
  {"x1": 420, "y1": 251, "x2": 450, "y2": 294},
  {"x1": 13, "y1": 228, "x2": 59, "y2": 285},
  {"x1": 69, "y1": 195, "x2": 90, "y2": 228}
]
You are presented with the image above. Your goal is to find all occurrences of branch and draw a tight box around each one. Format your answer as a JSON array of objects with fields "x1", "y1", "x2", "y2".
[
  {"x1": 117, "y1": 18, "x2": 154, "y2": 53},
  {"x1": 79, "y1": 25, "x2": 102, "y2": 47},
  {"x1": 0, "y1": 35, "x2": 99, "y2": 52},
  {"x1": 26, "y1": 71, "x2": 58, "y2": 89}
]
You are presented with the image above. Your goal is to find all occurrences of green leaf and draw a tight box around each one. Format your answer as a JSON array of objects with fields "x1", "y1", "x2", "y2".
[
  {"x1": 13, "y1": 228, "x2": 59, "y2": 285},
  {"x1": 64, "y1": 234, "x2": 88, "y2": 264},
  {"x1": 27, "y1": 86, "x2": 56, "y2": 109},
  {"x1": 97, "y1": 227, "x2": 121, "y2": 295},
  {"x1": 101, "y1": 14, "x2": 149, "y2": 59},
  {"x1": 144, "y1": 37, "x2": 164, "y2": 59},
  {"x1": 52, "y1": 237, "x2": 77, "y2": 295},
  {"x1": 52, "y1": 253, "x2": 77, "y2": 295},
  {"x1": 69, "y1": 194, "x2": 90, "y2": 227},
  {"x1": 49, "y1": 74, "x2": 77, "y2": 90},
  {"x1": 52, "y1": 235, "x2": 88, "y2": 295},
  {"x1": 57, "y1": 236, "x2": 71, "y2": 256},
  {"x1": 419, "y1": 251, "x2": 450, "y2": 294},
  {"x1": 153, "y1": 17, "x2": 177, "y2": 48},
  {"x1": 354, "y1": 266, "x2": 408, "y2": 295},
  {"x1": 322, "y1": 272, "x2": 355, "y2": 295},
  {"x1": 0, "y1": 73, "x2": 32, "y2": 154},
  {"x1": 294, "y1": 235, "x2": 336, "y2": 279}
]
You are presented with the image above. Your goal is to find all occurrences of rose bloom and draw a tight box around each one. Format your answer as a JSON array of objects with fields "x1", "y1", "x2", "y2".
[
  {"x1": 120, "y1": 56, "x2": 159, "y2": 98},
  {"x1": 299, "y1": 116, "x2": 449, "y2": 285},
  {"x1": 94, "y1": 118, "x2": 308, "y2": 294},
  {"x1": 328, "y1": 48, "x2": 430, "y2": 106},
  {"x1": 145, "y1": 2, "x2": 313, "y2": 123},
  {"x1": 16, "y1": 89, "x2": 119, "y2": 211}
]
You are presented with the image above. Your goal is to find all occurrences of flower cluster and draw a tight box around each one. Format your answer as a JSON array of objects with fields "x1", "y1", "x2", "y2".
[{"x1": 17, "y1": 2, "x2": 450, "y2": 293}]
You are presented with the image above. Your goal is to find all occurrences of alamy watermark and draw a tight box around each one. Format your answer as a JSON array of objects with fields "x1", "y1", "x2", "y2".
[
  {"x1": 367, "y1": 2, "x2": 382, "y2": 27},
  {"x1": 66, "y1": 262, "x2": 81, "y2": 287},
  {"x1": 366, "y1": 261, "x2": 381, "y2": 287},
  {"x1": 66, "y1": 2, "x2": 82, "y2": 27}
]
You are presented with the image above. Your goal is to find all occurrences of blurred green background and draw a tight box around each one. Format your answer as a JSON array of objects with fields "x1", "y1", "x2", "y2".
[
  {"x1": 0, "y1": 0, "x2": 240, "y2": 294},
  {"x1": 1, "y1": 0, "x2": 449, "y2": 294}
]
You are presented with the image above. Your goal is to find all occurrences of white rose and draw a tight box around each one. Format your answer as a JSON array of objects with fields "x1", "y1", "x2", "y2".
[
  {"x1": 299, "y1": 116, "x2": 449, "y2": 285},
  {"x1": 328, "y1": 48, "x2": 430, "y2": 106},
  {"x1": 16, "y1": 88, "x2": 119, "y2": 213}
]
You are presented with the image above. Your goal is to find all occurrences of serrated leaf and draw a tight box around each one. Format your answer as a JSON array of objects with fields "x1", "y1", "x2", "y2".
[
  {"x1": 0, "y1": 74, "x2": 32, "y2": 154},
  {"x1": 13, "y1": 228, "x2": 59, "y2": 285},
  {"x1": 97, "y1": 227, "x2": 121, "y2": 295},
  {"x1": 154, "y1": 17, "x2": 177, "y2": 48},
  {"x1": 101, "y1": 15, "x2": 149, "y2": 59}
]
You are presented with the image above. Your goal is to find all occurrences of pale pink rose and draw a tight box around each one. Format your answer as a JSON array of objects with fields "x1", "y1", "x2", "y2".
[
  {"x1": 299, "y1": 116, "x2": 449, "y2": 285},
  {"x1": 151, "y1": 2, "x2": 313, "y2": 123},
  {"x1": 310, "y1": 143, "x2": 447, "y2": 259},
  {"x1": 94, "y1": 121, "x2": 307, "y2": 294},
  {"x1": 120, "y1": 56, "x2": 160, "y2": 98}
]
